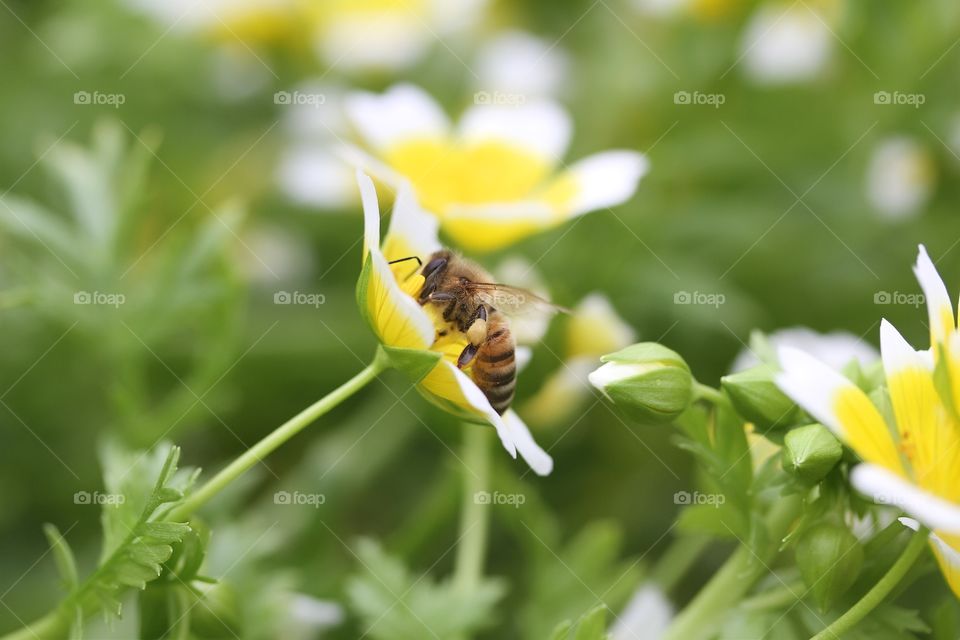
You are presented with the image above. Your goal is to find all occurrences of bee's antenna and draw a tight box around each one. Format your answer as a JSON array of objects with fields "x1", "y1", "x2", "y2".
[{"x1": 387, "y1": 256, "x2": 423, "y2": 281}]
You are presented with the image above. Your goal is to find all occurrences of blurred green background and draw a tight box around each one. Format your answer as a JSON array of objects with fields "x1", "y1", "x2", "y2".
[{"x1": 2, "y1": 0, "x2": 960, "y2": 637}]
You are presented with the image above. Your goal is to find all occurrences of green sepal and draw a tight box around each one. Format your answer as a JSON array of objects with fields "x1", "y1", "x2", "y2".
[
  {"x1": 355, "y1": 253, "x2": 374, "y2": 327},
  {"x1": 781, "y1": 423, "x2": 843, "y2": 484},
  {"x1": 380, "y1": 344, "x2": 442, "y2": 383},
  {"x1": 721, "y1": 364, "x2": 801, "y2": 431}
]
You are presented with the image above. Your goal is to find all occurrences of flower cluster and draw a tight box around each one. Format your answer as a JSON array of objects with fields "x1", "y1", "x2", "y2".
[{"x1": 777, "y1": 245, "x2": 960, "y2": 596}]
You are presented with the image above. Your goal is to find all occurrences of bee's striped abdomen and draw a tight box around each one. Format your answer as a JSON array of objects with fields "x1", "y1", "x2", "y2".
[{"x1": 473, "y1": 317, "x2": 516, "y2": 415}]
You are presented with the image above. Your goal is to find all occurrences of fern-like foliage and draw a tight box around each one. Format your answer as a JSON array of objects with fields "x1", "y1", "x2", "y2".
[{"x1": 43, "y1": 444, "x2": 195, "y2": 639}]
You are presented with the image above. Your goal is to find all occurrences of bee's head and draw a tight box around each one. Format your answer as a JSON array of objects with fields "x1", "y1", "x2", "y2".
[{"x1": 418, "y1": 250, "x2": 453, "y2": 303}]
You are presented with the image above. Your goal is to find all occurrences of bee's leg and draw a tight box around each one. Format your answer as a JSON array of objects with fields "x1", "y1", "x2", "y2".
[
  {"x1": 465, "y1": 305, "x2": 488, "y2": 346},
  {"x1": 457, "y1": 343, "x2": 478, "y2": 368}
]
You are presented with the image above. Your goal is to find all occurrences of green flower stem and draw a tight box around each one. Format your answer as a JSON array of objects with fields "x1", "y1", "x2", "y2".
[
  {"x1": 1, "y1": 611, "x2": 63, "y2": 640},
  {"x1": 168, "y1": 353, "x2": 387, "y2": 521},
  {"x1": 694, "y1": 382, "x2": 734, "y2": 413},
  {"x1": 661, "y1": 496, "x2": 801, "y2": 640},
  {"x1": 740, "y1": 580, "x2": 806, "y2": 611},
  {"x1": 454, "y1": 425, "x2": 492, "y2": 593},
  {"x1": 809, "y1": 528, "x2": 929, "y2": 640},
  {"x1": 649, "y1": 535, "x2": 711, "y2": 593}
]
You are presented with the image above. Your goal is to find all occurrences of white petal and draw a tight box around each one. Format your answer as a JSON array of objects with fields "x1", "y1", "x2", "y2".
[
  {"x1": 914, "y1": 244, "x2": 954, "y2": 344},
  {"x1": 880, "y1": 318, "x2": 929, "y2": 375},
  {"x1": 588, "y1": 361, "x2": 656, "y2": 393},
  {"x1": 358, "y1": 170, "x2": 381, "y2": 255},
  {"x1": 611, "y1": 583, "x2": 674, "y2": 640},
  {"x1": 503, "y1": 409, "x2": 553, "y2": 476},
  {"x1": 852, "y1": 464, "x2": 960, "y2": 533},
  {"x1": 731, "y1": 326, "x2": 878, "y2": 373},
  {"x1": 458, "y1": 100, "x2": 571, "y2": 163},
  {"x1": 340, "y1": 144, "x2": 410, "y2": 190},
  {"x1": 277, "y1": 147, "x2": 355, "y2": 209},
  {"x1": 345, "y1": 84, "x2": 450, "y2": 152},
  {"x1": 385, "y1": 181, "x2": 441, "y2": 258},
  {"x1": 514, "y1": 346, "x2": 533, "y2": 372},
  {"x1": 774, "y1": 346, "x2": 850, "y2": 437},
  {"x1": 444, "y1": 200, "x2": 555, "y2": 221},
  {"x1": 473, "y1": 30, "x2": 569, "y2": 98},
  {"x1": 444, "y1": 362, "x2": 518, "y2": 458},
  {"x1": 560, "y1": 151, "x2": 649, "y2": 216}
]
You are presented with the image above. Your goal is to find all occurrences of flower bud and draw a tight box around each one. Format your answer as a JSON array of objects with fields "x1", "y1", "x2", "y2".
[
  {"x1": 588, "y1": 343, "x2": 694, "y2": 424},
  {"x1": 796, "y1": 522, "x2": 863, "y2": 611},
  {"x1": 721, "y1": 365, "x2": 801, "y2": 430},
  {"x1": 781, "y1": 423, "x2": 842, "y2": 484}
]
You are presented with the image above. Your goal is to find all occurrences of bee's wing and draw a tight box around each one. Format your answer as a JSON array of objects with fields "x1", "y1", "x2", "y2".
[{"x1": 463, "y1": 282, "x2": 569, "y2": 316}]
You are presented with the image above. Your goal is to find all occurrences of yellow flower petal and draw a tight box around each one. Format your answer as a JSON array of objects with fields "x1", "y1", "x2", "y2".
[{"x1": 901, "y1": 518, "x2": 960, "y2": 598}]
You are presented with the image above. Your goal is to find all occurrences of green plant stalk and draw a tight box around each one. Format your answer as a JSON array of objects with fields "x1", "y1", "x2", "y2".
[
  {"x1": 0, "y1": 355, "x2": 387, "y2": 640},
  {"x1": 694, "y1": 382, "x2": 740, "y2": 420},
  {"x1": 649, "y1": 535, "x2": 711, "y2": 593},
  {"x1": 809, "y1": 528, "x2": 929, "y2": 640},
  {"x1": 453, "y1": 425, "x2": 492, "y2": 593},
  {"x1": 168, "y1": 355, "x2": 386, "y2": 521},
  {"x1": 661, "y1": 495, "x2": 801, "y2": 640}
]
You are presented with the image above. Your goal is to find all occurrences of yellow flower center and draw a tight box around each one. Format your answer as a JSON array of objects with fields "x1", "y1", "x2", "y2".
[{"x1": 383, "y1": 138, "x2": 553, "y2": 213}]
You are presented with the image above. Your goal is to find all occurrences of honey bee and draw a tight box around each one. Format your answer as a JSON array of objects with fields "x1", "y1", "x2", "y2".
[{"x1": 396, "y1": 249, "x2": 563, "y2": 415}]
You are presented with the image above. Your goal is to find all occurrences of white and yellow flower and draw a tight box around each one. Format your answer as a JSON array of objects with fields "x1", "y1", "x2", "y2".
[
  {"x1": 355, "y1": 171, "x2": 552, "y2": 475},
  {"x1": 343, "y1": 84, "x2": 649, "y2": 252},
  {"x1": 776, "y1": 245, "x2": 960, "y2": 596},
  {"x1": 126, "y1": 0, "x2": 486, "y2": 72}
]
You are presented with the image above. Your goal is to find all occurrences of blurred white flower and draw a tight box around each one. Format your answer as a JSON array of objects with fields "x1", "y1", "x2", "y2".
[
  {"x1": 239, "y1": 225, "x2": 315, "y2": 284},
  {"x1": 611, "y1": 583, "x2": 674, "y2": 640},
  {"x1": 740, "y1": 3, "x2": 833, "y2": 84},
  {"x1": 865, "y1": 136, "x2": 935, "y2": 220},
  {"x1": 731, "y1": 326, "x2": 878, "y2": 373},
  {"x1": 126, "y1": 0, "x2": 488, "y2": 72},
  {"x1": 283, "y1": 594, "x2": 344, "y2": 639},
  {"x1": 313, "y1": 0, "x2": 488, "y2": 72},
  {"x1": 473, "y1": 30, "x2": 570, "y2": 99},
  {"x1": 275, "y1": 82, "x2": 356, "y2": 210}
]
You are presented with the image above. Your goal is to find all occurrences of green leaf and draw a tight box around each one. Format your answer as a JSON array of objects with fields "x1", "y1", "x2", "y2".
[
  {"x1": 43, "y1": 524, "x2": 79, "y2": 590},
  {"x1": 549, "y1": 606, "x2": 610, "y2": 640},
  {"x1": 522, "y1": 522, "x2": 641, "y2": 640},
  {"x1": 346, "y1": 538, "x2": 505, "y2": 640}
]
